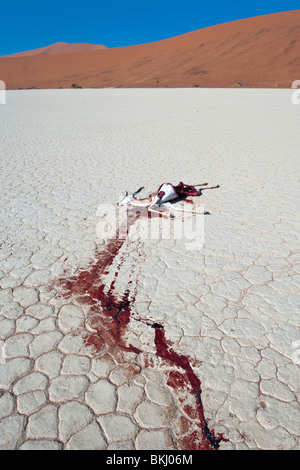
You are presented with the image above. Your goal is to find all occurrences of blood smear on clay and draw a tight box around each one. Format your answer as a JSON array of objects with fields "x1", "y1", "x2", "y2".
[{"x1": 54, "y1": 215, "x2": 226, "y2": 450}]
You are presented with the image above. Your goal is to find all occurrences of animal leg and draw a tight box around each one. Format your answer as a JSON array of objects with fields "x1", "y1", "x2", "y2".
[
  {"x1": 163, "y1": 203, "x2": 208, "y2": 215},
  {"x1": 198, "y1": 185, "x2": 220, "y2": 190},
  {"x1": 171, "y1": 206, "x2": 208, "y2": 215},
  {"x1": 148, "y1": 207, "x2": 174, "y2": 219}
]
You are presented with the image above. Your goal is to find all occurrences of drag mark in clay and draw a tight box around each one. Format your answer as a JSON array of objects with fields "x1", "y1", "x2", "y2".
[
  {"x1": 54, "y1": 216, "x2": 226, "y2": 450},
  {"x1": 152, "y1": 323, "x2": 223, "y2": 450}
]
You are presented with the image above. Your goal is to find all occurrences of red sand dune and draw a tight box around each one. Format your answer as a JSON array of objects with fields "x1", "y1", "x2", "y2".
[
  {"x1": 0, "y1": 10, "x2": 299, "y2": 89},
  {"x1": 3, "y1": 42, "x2": 108, "y2": 58}
]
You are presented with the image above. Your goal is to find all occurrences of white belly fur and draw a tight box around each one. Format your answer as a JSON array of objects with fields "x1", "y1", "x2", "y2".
[{"x1": 152, "y1": 183, "x2": 178, "y2": 205}]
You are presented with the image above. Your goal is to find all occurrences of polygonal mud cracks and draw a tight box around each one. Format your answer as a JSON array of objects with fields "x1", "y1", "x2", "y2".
[
  {"x1": 49, "y1": 375, "x2": 89, "y2": 403},
  {"x1": 85, "y1": 379, "x2": 117, "y2": 414},
  {"x1": 58, "y1": 304, "x2": 85, "y2": 333},
  {"x1": 0, "y1": 414, "x2": 26, "y2": 450},
  {"x1": 27, "y1": 405, "x2": 59, "y2": 440},
  {"x1": 58, "y1": 401, "x2": 94, "y2": 442},
  {"x1": 117, "y1": 383, "x2": 145, "y2": 414},
  {"x1": 134, "y1": 400, "x2": 174, "y2": 429},
  {"x1": 1, "y1": 89, "x2": 300, "y2": 449},
  {"x1": 12, "y1": 287, "x2": 39, "y2": 308},
  {"x1": 65, "y1": 421, "x2": 106, "y2": 450},
  {"x1": 98, "y1": 413, "x2": 138, "y2": 442}
]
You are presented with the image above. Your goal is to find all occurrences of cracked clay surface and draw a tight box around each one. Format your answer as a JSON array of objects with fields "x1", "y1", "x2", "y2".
[{"x1": 0, "y1": 89, "x2": 299, "y2": 450}]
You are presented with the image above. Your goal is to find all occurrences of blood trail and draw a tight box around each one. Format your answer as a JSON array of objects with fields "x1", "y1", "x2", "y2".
[{"x1": 53, "y1": 210, "x2": 226, "y2": 450}]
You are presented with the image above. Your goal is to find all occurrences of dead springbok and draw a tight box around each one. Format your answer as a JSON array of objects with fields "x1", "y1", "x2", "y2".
[{"x1": 117, "y1": 182, "x2": 219, "y2": 218}]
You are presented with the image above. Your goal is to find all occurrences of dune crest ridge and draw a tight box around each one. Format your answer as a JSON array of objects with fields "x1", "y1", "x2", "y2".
[{"x1": 1, "y1": 10, "x2": 299, "y2": 89}]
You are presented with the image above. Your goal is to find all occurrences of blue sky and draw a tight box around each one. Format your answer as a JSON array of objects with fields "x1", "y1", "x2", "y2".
[{"x1": 0, "y1": 0, "x2": 299, "y2": 56}]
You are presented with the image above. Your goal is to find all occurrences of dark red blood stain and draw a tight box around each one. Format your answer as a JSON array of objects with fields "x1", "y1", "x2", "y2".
[
  {"x1": 56, "y1": 230, "x2": 141, "y2": 356},
  {"x1": 174, "y1": 182, "x2": 200, "y2": 198},
  {"x1": 147, "y1": 211, "x2": 165, "y2": 219},
  {"x1": 152, "y1": 324, "x2": 223, "y2": 450},
  {"x1": 83, "y1": 332, "x2": 103, "y2": 352},
  {"x1": 182, "y1": 404, "x2": 199, "y2": 420},
  {"x1": 179, "y1": 428, "x2": 207, "y2": 450},
  {"x1": 54, "y1": 214, "x2": 227, "y2": 450},
  {"x1": 177, "y1": 415, "x2": 191, "y2": 435}
]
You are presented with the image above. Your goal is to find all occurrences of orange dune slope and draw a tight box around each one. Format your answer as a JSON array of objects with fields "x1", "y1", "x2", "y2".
[
  {"x1": 3, "y1": 42, "x2": 108, "y2": 58},
  {"x1": 0, "y1": 10, "x2": 299, "y2": 89}
]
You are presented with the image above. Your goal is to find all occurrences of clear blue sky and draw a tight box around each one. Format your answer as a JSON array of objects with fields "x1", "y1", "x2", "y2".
[{"x1": 0, "y1": 0, "x2": 299, "y2": 56}]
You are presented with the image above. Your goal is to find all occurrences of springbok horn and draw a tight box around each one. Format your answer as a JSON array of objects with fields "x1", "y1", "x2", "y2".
[{"x1": 132, "y1": 187, "x2": 144, "y2": 196}]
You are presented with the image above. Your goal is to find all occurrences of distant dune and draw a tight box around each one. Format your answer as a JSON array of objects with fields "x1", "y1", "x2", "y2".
[
  {"x1": 4, "y1": 42, "x2": 108, "y2": 58},
  {"x1": 0, "y1": 10, "x2": 299, "y2": 89}
]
